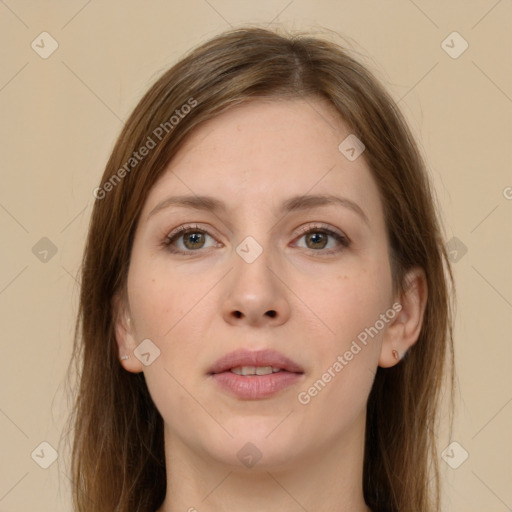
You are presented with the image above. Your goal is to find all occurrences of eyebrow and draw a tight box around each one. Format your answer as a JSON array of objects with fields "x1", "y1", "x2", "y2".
[{"x1": 147, "y1": 193, "x2": 370, "y2": 225}]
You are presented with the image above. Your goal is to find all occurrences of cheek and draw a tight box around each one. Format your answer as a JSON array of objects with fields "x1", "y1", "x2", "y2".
[
  {"x1": 127, "y1": 258, "x2": 198, "y2": 340},
  {"x1": 127, "y1": 260, "x2": 218, "y2": 381},
  {"x1": 295, "y1": 270, "x2": 390, "y2": 435},
  {"x1": 312, "y1": 260, "x2": 393, "y2": 342},
  {"x1": 296, "y1": 254, "x2": 392, "y2": 405},
  {"x1": 127, "y1": 265, "x2": 210, "y2": 426},
  {"x1": 128, "y1": 277, "x2": 172, "y2": 339}
]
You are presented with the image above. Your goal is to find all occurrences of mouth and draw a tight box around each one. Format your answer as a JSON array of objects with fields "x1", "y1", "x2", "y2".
[
  {"x1": 229, "y1": 366, "x2": 284, "y2": 376},
  {"x1": 208, "y1": 349, "x2": 304, "y2": 400}
]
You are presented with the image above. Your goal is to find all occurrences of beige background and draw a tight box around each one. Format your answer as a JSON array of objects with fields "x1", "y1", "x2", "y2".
[{"x1": 0, "y1": 1, "x2": 511, "y2": 510}]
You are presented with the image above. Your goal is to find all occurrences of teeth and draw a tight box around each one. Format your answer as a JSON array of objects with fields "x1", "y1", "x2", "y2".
[
  {"x1": 230, "y1": 366, "x2": 281, "y2": 376},
  {"x1": 256, "y1": 366, "x2": 273, "y2": 375}
]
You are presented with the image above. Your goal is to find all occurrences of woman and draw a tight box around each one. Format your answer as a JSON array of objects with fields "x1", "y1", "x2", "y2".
[{"x1": 65, "y1": 26, "x2": 455, "y2": 512}]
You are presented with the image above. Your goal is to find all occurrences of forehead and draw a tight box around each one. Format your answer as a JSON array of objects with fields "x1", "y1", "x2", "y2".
[
  {"x1": 169, "y1": 97, "x2": 351, "y2": 175},
  {"x1": 141, "y1": 97, "x2": 384, "y2": 226}
]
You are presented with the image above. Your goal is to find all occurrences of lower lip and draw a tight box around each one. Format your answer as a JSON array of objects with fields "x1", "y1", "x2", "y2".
[{"x1": 211, "y1": 371, "x2": 304, "y2": 400}]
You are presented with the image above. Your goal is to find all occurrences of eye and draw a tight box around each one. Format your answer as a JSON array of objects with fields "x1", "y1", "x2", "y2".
[
  {"x1": 163, "y1": 224, "x2": 219, "y2": 254},
  {"x1": 293, "y1": 224, "x2": 350, "y2": 254},
  {"x1": 162, "y1": 223, "x2": 350, "y2": 256}
]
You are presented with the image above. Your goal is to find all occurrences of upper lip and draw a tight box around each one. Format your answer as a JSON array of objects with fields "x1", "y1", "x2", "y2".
[{"x1": 208, "y1": 349, "x2": 304, "y2": 374}]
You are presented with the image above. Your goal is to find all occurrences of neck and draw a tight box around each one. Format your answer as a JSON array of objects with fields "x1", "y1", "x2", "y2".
[{"x1": 156, "y1": 412, "x2": 371, "y2": 512}]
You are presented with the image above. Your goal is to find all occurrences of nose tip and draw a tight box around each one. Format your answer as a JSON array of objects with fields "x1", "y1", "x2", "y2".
[{"x1": 222, "y1": 248, "x2": 291, "y2": 327}]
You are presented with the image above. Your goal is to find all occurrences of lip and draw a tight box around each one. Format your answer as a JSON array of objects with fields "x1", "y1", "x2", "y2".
[
  {"x1": 208, "y1": 348, "x2": 304, "y2": 375},
  {"x1": 208, "y1": 348, "x2": 305, "y2": 400}
]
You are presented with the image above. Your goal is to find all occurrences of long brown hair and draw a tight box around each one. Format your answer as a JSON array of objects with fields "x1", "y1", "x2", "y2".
[{"x1": 63, "y1": 26, "x2": 455, "y2": 512}]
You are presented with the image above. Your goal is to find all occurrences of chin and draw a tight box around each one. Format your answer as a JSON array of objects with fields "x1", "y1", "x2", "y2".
[
  {"x1": 208, "y1": 440, "x2": 302, "y2": 473},
  {"x1": 201, "y1": 419, "x2": 304, "y2": 471}
]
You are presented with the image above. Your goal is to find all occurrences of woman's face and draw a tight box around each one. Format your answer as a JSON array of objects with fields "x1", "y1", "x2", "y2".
[{"x1": 117, "y1": 97, "x2": 400, "y2": 470}]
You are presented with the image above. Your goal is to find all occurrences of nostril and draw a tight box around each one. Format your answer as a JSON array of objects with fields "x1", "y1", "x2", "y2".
[
  {"x1": 234, "y1": 311, "x2": 243, "y2": 318},
  {"x1": 266, "y1": 310, "x2": 276, "y2": 318}
]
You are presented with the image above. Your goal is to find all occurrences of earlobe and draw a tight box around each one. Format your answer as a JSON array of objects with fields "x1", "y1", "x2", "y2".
[
  {"x1": 112, "y1": 292, "x2": 144, "y2": 373},
  {"x1": 378, "y1": 267, "x2": 428, "y2": 368},
  {"x1": 391, "y1": 349, "x2": 401, "y2": 361}
]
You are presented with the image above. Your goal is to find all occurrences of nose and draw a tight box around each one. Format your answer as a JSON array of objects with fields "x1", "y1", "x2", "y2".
[{"x1": 221, "y1": 243, "x2": 291, "y2": 328}]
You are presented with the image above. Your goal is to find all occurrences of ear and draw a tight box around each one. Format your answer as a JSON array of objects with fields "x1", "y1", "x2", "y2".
[
  {"x1": 379, "y1": 266, "x2": 428, "y2": 368},
  {"x1": 112, "y1": 290, "x2": 143, "y2": 373}
]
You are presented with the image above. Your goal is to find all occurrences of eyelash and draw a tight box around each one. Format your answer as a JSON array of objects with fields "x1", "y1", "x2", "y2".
[{"x1": 162, "y1": 223, "x2": 350, "y2": 256}]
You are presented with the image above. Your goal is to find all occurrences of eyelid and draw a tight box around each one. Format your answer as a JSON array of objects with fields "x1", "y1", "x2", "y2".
[
  {"x1": 294, "y1": 222, "x2": 349, "y2": 242},
  {"x1": 166, "y1": 223, "x2": 216, "y2": 240}
]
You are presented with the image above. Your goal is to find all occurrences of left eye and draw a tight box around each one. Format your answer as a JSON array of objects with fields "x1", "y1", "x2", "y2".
[{"x1": 294, "y1": 226, "x2": 349, "y2": 252}]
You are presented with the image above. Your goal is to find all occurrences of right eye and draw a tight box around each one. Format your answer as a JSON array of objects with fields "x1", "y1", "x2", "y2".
[{"x1": 163, "y1": 224, "x2": 220, "y2": 254}]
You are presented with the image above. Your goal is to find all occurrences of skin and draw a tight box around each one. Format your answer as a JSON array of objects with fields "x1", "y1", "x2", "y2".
[{"x1": 114, "y1": 97, "x2": 427, "y2": 512}]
